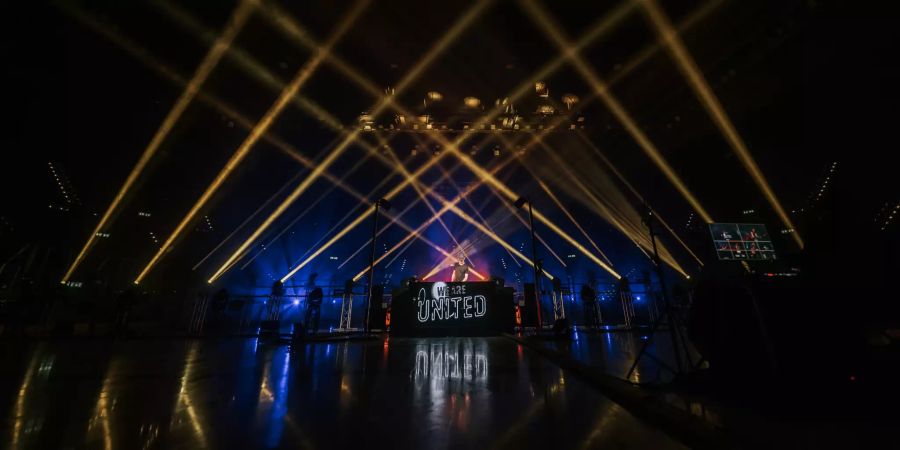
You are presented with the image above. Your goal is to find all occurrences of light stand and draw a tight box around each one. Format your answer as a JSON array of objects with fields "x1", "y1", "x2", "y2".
[
  {"x1": 625, "y1": 203, "x2": 692, "y2": 381},
  {"x1": 515, "y1": 197, "x2": 542, "y2": 329},
  {"x1": 364, "y1": 198, "x2": 390, "y2": 333}
]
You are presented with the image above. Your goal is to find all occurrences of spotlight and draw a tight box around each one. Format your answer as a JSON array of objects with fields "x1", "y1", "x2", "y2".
[
  {"x1": 358, "y1": 113, "x2": 374, "y2": 131},
  {"x1": 537, "y1": 104, "x2": 555, "y2": 115},
  {"x1": 426, "y1": 91, "x2": 443, "y2": 101},
  {"x1": 293, "y1": 299, "x2": 300, "y2": 306},
  {"x1": 463, "y1": 96, "x2": 481, "y2": 108},
  {"x1": 562, "y1": 94, "x2": 579, "y2": 109}
]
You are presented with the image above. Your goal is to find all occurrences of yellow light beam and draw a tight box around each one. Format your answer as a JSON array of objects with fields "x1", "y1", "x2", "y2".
[
  {"x1": 353, "y1": 200, "x2": 542, "y2": 283},
  {"x1": 353, "y1": 191, "x2": 553, "y2": 282},
  {"x1": 209, "y1": 0, "x2": 494, "y2": 284},
  {"x1": 434, "y1": 141, "x2": 622, "y2": 279},
  {"x1": 385, "y1": 157, "x2": 522, "y2": 280},
  {"x1": 419, "y1": 239, "x2": 481, "y2": 280},
  {"x1": 335, "y1": 133, "x2": 541, "y2": 277},
  {"x1": 520, "y1": 0, "x2": 714, "y2": 225},
  {"x1": 575, "y1": 131, "x2": 704, "y2": 266},
  {"x1": 641, "y1": 0, "x2": 802, "y2": 248},
  {"x1": 483, "y1": 181, "x2": 570, "y2": 268},
  {"x1": 238, "y1": 152, "x2": 411, "y2": 272},
  {"x1": 526, "y1": 0, "x2": 722, "y2": 267},
  {"x1": 332, "y1": 133, "x2": 514, "y2": 271},
  {"x1": 532, "y1": 135, "x2": 653, "y2": 247},
  {"x1": 237, "y1": 143, "x2": 471, "y2": 278},
  {"x1": 461, "y1": 134, "x2": 574, "y2": 269},
  {"x1": 285, "y1": 149, "x2": 519, "y2": 284},
  {"x1": 155, "y1": 1, "x2": 485, "y2": 273},
  {"x1": 279, "y1": 0, "x2": 634, "y2": 283},
  {"x1": 346, "y1": 144, "x2": 561, "y2": 282},
  {"x1": 351, "y1": 120, "x2": 597, "y2": 280},
  {"x1": 447, "y1": 0, "x2": 720, "y2": 271},
  {"x1": 484, "y1": 0, "x2": 723, "y2": 271},
  {"x1": 267, "y1": 151, "x2": 462, "y2": 276},
  {"x1": 334, "y1": 154, "x2": 479, "y2": 272},
  {"x1": 61, "y1": 3, "x2": 457, "y2": 280},
  {"x1": 215, "y1": 132, "x2": 452, "y2": 282},
  {"x1": 380, "y1": 135, "x2": 465, "y2": 256},
  {"x1": 60, "y1": 3, "x2": 343, "y2": 274},
  {"x1": 532, "y1": 135, "x2": 689, "y2": 276},
  {"x1": 421, "y1": 257, "x2": 453, "y2": 281},
  {"x1": 135, "y1": 0, "x2": 370, "y2": 284},
  {"x1": 260, "y1": 0, "x2": 622, "y2": 255},
  {"x1": 394, "y1": 133, "x2": 538, "y2": 270},
  {"x1": 284, "y1": 0, "x2": 722, "y2": 280},
  {"x1": 537, "y1": 179, "x2": 613, "y2": 266},
  {"x1": 286, "y1": 110, "x2": 607, "y2": 283},
  {"x1": 487, "y1": 0, "x2": 723, "y2": 268},
  {"x1": 538, "y1": 144, "x2": 686, "y2": 275},
  {"x1": 482, "y1": 128, "x2": 613, "y2": 267},
  {"x1": 434, "y1": 162, "x2": 520, "y2": 266},
  {"x1": 192, "y1": 166, "x2": 309, "y2": 271},
  {"x1": 60, "y1": 3, "x2": 340, "y2": 181},
  {"x1": 60, "y1": 0, "x2": 255, "y2": 284},
  {"x1": 149, "y1": 0, "x2": 648, "y2": 284},
  {"x1": 471, "y1": 155, "x2": 572, "y2": 269},
  {"x1": 374, "y1": 209, "x2": 488, "y2": 281},
  {"x1": 243, "y1": 132, "x2": 478, "y2": 279},
  {"x1": 154, "y1": 0, "x2": 345, "y2": 131}
]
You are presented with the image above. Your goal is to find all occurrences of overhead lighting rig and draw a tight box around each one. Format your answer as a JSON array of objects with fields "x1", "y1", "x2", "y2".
[{"x1": 356, "y1": 81, "x2": 585, "y2": 134}]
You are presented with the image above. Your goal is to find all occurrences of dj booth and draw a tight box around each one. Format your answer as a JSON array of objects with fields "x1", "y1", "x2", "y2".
[{"x1": 390, "y1": 281, "x2": 515, "y2": 336}]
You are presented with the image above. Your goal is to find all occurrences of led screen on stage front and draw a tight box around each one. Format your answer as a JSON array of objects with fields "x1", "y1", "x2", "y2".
[
  {"x1": 390, "y1": 281, "x2": 515, "y2": 336},
  {"x1": 709, "y1": 223, "x2": 777, "y2": 261}
]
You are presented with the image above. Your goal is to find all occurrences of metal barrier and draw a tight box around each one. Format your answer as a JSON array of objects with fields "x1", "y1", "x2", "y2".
[{"x1": 509, "y1": 278, "x2": 670, "y2": 331}]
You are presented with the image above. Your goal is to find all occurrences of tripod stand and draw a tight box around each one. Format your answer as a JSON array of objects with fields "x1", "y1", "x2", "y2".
[{"x1": 625, "y1": 204, "x2": 695, "y2": 382}]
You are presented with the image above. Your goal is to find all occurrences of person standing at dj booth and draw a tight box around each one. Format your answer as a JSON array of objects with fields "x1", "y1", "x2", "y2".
[{"x1": 448, "y1": 252, "x2": 470, "y2": 282}]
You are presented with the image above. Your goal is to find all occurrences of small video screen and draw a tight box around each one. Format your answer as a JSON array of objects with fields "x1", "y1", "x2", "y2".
[{"x1": 708, "y1": 223, "x2": 776, "y2": 261}]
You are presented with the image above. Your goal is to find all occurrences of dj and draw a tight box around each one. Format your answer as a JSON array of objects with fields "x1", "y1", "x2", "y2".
[{"x1": 449, "y1": 252, "x2": 470, "y2": 282}]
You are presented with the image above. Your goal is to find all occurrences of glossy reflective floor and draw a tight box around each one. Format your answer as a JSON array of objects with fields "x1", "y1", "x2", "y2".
[
  {"x1": 1, "y1": 337, "x2": 686, "y2": 449},
  {"x1": 538, "y1": 328, "x2": 696, "y2": 384}
]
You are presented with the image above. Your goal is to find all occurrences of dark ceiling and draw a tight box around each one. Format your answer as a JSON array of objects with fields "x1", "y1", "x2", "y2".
[{"x1": 1, "y1": 0, "x2": 895, "y2": 290}]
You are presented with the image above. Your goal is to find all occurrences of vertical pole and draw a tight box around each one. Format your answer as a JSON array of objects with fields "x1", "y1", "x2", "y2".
[
  {"x1": 528, "y1": 201, "x2": 542, "y2": 329},
  {"x1": 646, "y1": 205, "x2": 683, "y2": 373},
  {"x1": 364, "y1": 202, "x2": 380, "y2": 334}
]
